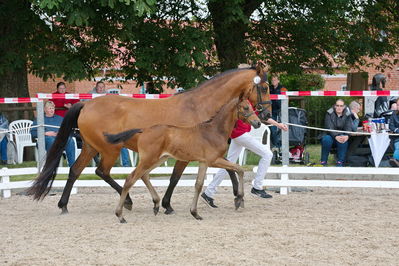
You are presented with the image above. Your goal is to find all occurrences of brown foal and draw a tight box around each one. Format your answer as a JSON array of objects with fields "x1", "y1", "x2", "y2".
[{"x1": 105, "y1": 98, "x2": 261, "y2": 222}]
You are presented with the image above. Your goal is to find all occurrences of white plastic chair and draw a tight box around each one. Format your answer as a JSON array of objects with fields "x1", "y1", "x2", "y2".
[
  {"x1": 9, "y1": 120, "x2": 36, "y2": 164},
  {"x1": 128, "y1": 149, "x2": 138, "y2": 167},
  {"x1": 106, "y1": 88, "x2": 121, "y2": 94},
  {"x1": 238, "y1": 124, "x2": 271, "y2": 165},
  {"x1": 73, "y1": 137, "x2": 96, "y2": 167}
]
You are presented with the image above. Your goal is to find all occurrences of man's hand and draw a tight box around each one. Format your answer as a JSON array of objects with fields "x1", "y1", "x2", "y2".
[
  {"x1": 277, "y1": 123, "x2": 288, "y2": 131},
  {"x1": 335, "y1": 135, "x2": 349, "y2": 143},
  {"x1": 45, "y1": 131, "x2": 57, "y2": 137},
  {"x1": 64, "y1": 103, "x2": 72, "y2": 109}
]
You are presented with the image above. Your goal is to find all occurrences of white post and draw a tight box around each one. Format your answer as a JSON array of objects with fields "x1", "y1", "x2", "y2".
[
  {"x1": 36, "y1": 101, "x2": 46, "y2": 170},
  {"x1": 1, "y1": 167, "x2": 11, "y2": 198},
  {"x1": 71, "y1": 187, "x2": 78, "y2": 195},
  {"x1": 280, "y1": 98, "x2": 290, "y2": 194},
  {"x1": 280, "y1": 167, "x2": 289, "y2": 195}
]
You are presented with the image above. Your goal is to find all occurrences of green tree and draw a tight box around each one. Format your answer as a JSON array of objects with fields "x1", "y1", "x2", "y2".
[
  {"x1": 0, "y1": 0, "x2": 154, "y2": 98},
  {"x1": 1, "y1": 0, "x2": 398, "y2": 96}
]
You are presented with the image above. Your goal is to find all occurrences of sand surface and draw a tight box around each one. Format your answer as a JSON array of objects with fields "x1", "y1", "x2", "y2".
[{"x1": 1, "y1": 180, "x2": 399, "y2": 265}]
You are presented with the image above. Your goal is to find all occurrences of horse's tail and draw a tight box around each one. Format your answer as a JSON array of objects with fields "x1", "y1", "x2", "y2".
[
  {"x1": 27, "y1": 102, "x2": 85, "y2": 200},
  {"x1": 104, "y1": 129, "x2": 143, "y2": 144}
]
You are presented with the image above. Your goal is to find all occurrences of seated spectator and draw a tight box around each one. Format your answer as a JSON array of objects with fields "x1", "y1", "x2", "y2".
[
  {"x1": 349, "y1": 101, "x2": 361, "y2": 132},
  {"x1": 389, "y1": 98, "x2": 399, "y2": 167},
  {"x1": 88, "y1": 81, "x2": 106, "y2": 94},
  {"x1": 390, "y1": 102, "x2": 398, "y2": 111},
  {"x1": 31, "y1": 101, "x2": 75, "y2": 166},
  {"x1": 52, "y1": 82, "x2": 79, "y2": 117},
  {"x1": 0, "y1": 112, "x2": 9, "y2": 164},
  {"x1": 320, "y1": 99, "x2": 352, "y2": 167},
  {"x1": 346, "y1": 101, "x2": 370, "y2": 160}
]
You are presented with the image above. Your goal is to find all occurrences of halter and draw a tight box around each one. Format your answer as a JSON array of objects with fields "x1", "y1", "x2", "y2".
[{"x1": 237, "y1": 102, "x2": 256, "y2": 119}]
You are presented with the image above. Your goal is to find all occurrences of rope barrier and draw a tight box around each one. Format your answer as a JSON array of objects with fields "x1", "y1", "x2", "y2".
[
  {"x1": 1, "y1": 122, "x2": 398, "y2": 137},
  {"x1": 0, "y1": 124, "x2": 60, "y2": 135},
  {"x1": 284, "y1": 122, "x2": 399, "y2": 136}
]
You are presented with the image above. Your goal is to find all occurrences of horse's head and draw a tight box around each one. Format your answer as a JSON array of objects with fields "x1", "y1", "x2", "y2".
[
  {"x1": 245, "y1": 64, "x2": 272, "y2": 121},
  {"x1": 237, "y1": 99, "x2": 261, "y2": 129}
]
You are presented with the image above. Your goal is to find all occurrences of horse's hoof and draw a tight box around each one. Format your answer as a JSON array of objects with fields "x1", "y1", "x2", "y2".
[
  {"x1": 234, "y1": 197, "x2": 243, "y2": 210},
  {"x1": 119, "y1": 217, "x2": 127, "y2": 223},
  {"x1": 193, "y1": 214, "x2": 203, "y2": 220},
  {"x1": 60, "y1": 207, "x2": 69, "y2": 215},
  {"x1": 124, "y1": 202, "x2": 133, "y2": 211},
  {"x1": 190, "y1": 210, "x2": 203, "y2": 220},
  {"x1": 153, "y1": 206, "x2": 159, "y2": 216},
  {"x1": 164, "y1": 207, "x2": 175, "y2": 215}
]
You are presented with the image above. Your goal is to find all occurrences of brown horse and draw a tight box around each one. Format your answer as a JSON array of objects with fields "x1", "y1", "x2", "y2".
[
  {"x1": 105, "y1": 98, "x2": 261, "y2": 222},
  {"x1": 27, "y1": 65, "x2": 271, "y2": 214}
]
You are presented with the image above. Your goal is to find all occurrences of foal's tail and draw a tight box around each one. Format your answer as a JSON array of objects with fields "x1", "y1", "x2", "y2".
[
  {"x1": 104, "y1": 129, "x2": 143, "y2": 144},
  {"x1": 27, "y1": 102, "x2": 85, "y2": 200}
]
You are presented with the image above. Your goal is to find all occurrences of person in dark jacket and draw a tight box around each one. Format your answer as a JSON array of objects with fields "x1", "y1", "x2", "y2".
[
  {"x1": 320, "y1": 99, "x2": 352, "y2": 166},
  {"x1": 269, "y1": 75, "x2": 285, "y2": 148},
  {"x1": 389, "y1": 98, "x2": 399, "y2": 167}
]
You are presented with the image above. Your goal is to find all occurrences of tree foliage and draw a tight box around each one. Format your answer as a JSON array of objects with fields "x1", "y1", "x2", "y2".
[
  {"x1": 250, "y1": 0, "x2": 399, "y2": 74},
  {"x1": 280, "y1": 74, "x2": 325, "y2": 91},
  {"x1": 1, "y1": 0, "x2": 398, "y2": 95}
]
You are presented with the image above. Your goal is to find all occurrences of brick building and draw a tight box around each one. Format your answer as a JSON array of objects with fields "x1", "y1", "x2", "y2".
[
  {"x1": 27, "y1": 74, "x2": 177, "y2": 97},
  {"x1": 27, "y1": 56, "x2": 399, "y2": 96},
  {"x1": 322, "y1": 57, "x2": 399, "y2": 91}
]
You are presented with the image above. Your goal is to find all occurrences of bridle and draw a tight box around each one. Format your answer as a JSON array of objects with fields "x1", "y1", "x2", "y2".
[{"x1": 252, "y1": 73, "x2": 272, "y2": 119}]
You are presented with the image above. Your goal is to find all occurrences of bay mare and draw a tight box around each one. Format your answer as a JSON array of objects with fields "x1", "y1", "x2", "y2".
[
  {"x1": 105, "y1": 98, "x2": 262, "y2": 222},
  {"x1": 27, "y1": 65, "x2": 271, "y2": 214}
]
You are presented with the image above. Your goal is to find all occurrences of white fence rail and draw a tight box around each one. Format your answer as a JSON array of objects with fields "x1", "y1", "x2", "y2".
[
  {"x1": 2, "y1": 166, "x2": 399, "y2": 199},
  {"x1": 0, "y1": 167, "x2": 220, "y2": 198},
  {"x1": 254, "y1": 166, "x2": 399, "y2": 195}
]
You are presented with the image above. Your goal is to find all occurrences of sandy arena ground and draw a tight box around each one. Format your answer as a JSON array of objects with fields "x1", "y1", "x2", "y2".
[{"x1": 1, "y1": 175, "x2": 399, "y2": 265}]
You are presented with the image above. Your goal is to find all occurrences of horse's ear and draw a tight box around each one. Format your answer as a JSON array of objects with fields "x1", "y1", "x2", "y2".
[
  {"x1": 239, "y1": 91, "x2": 244, "y2": 101},
  {"x1": 255, "y1": 62, "x2": 267, "y2": 75},
  {"x1": 255, "y1": 62, "x2": 269, "y2": 84},
  {"x1": 239, "y1": 91, "x2": 249, "y2": 101}
]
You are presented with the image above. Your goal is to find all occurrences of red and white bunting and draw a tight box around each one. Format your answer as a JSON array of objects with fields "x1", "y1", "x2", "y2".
[
  {"x1": 282, "y1": 90, "x2": 399, "y2": 97},
  {"x1": 1, "y1": 90, "x2": 396, "y2": 105},
  {"x1": 0, "y1": 98, "x2": 40, "y2": 104},
  {"x1": 36, "y1": 93, "x2": 174, "y2": 99}
]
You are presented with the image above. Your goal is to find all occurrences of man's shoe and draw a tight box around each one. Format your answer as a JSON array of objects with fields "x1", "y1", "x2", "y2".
[
  {"x1": 201, "y1": 192, "x2": 218, "y2": 208},
  {"x1": 251, "y1": 187, "x2": 272, "y2": 198},
  {"x1": 320, "y1": 161, "x2": 327, "y2": 167},
  {"x1": 389, "y1": 158, "x2": 399, "y2": 167}
]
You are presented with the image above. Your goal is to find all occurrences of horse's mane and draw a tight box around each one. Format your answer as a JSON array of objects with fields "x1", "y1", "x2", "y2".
[
  {"x1": 173, "y1": 67, "x2": 256, "y2": 96},
  {"x1": 199, "y1": 99, "x2": 238, "y2": 126}
]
